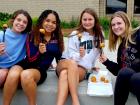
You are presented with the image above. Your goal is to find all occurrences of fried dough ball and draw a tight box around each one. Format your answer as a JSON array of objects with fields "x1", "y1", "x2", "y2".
[
  {"x1": 39, "y1": 29, "x2": 45, "y2": 34},
  {"x1": 3, "y1": 24, "x2": 8, "y2": 29},
  {"x1": 100, "y1": 43, "x2": 105, "y2": 48},
  {"x1": 100, "y1": 76, "x2": 105, "y2": 82},
  {"x1": 78, "y1": 33, "x2": 82, "y2": 41},
  {"x1": 91, "y1": 76, "x2": 96, "y2": 82},
  {"x1": 104, "y1": 79, "x2": 109, "y2": 83}
]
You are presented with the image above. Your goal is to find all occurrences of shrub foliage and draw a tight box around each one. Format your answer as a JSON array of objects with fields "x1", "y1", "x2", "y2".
[{"x1": 0, "y1": 12, "x2": 140, "y2": 39}]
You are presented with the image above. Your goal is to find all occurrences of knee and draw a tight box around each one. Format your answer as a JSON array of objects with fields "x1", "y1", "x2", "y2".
[
  {"x1": 7, "y1": 65, "x2": 23, "y2": 80},
  {"x1": 59, "y1": 70, "x2": 68, "y2": 80},
  {"x1": 66, "y1": 60, "x2": 78, "y2": 72},
  {"x1": 21, "y1": 70, "x2": 33, "y2": 84},
  {"x1": 118, "y1": 68, "x2": 135, "y2": 78},
  {"x1": 11, "y1": 65, "x2": 23, "y2": 70},
  {"x1": 7, "y1": 70, "x2": 21, "y2": 82},
  {"x1": 57, "y1": 59, "x2": 77, "y2": 71}
]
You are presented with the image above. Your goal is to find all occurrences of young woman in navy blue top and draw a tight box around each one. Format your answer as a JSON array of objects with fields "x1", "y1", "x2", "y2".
[{"x1": 3, "y1": 10, "x2": 64, "y2": 105}]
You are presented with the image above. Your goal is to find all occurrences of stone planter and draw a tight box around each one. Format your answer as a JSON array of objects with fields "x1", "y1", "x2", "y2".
[{"x1": 62, "y1": 28, "x2": 74, "y2": 36}]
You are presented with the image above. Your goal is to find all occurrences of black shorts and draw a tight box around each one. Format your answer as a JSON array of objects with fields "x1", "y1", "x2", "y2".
[{"x1": 16, "y1": 59, "x2": 47, "y2": 85}]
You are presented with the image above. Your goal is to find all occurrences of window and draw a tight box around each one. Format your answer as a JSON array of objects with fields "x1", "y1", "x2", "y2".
[
  {"x1": 134, "y1": 0, "x2": 140, "y2": 14},
  {"x1": 106, "y1": 0, "x2": 127, "y2": 14}
]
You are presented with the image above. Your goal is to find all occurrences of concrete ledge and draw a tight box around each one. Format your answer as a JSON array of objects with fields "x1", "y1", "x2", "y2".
[
  {"x1": 0, "y1": 39, "x2": 138, "y2": 105},
  {"x1": 0, "y1": 71, "x2": 138, "y2": 105}
]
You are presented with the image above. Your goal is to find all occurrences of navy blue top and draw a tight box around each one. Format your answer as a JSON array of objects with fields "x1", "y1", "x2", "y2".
[{"x1": 26, "y1": 33, "x2": 62, "y2": 72}]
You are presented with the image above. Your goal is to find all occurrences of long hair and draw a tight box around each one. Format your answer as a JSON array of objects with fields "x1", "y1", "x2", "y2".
[
  {"x1": 77, "y1": 8, "x2": 104, "y2": 48},
  {"x1": 9, "y1": 9, "x2": 32, "y2": 34},
  {"x1": 108, "y1": 11, "x2": 134, "y2": 51},
  {"x1": 32, "y1": 9, "x2": 64, "y2": 52}
]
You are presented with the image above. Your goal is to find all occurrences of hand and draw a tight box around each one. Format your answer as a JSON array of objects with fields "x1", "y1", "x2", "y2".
[
  {"x1": 39, "y1": 43, "x2": 46, "y2": 54},
  {"x1": 0, "y1": 43, "x2": 5, "y2": 55},
  {"x1": 79, "y1": 46, "x2": 85, "y2": 57},
  {"x1": 92, "y1": 67, "x2": 100, "y2": 72},
  {"x1": 99, "y1": 54, "x2": 107, "y2": 63}
]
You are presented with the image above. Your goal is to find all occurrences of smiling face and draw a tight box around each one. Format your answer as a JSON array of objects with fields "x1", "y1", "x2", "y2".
[
  {"x1": 81, "y1": 12, "x2": 95, "y2": 32},
  {"x1": 42, "y1": 13, "x2": 57, "y2": 34},
  {"x1": 111, "y1": 16, "x2": 126, "y2": 38},
  {"x1": 12, "y1": 14, "x2": 28, "y2": 34}
]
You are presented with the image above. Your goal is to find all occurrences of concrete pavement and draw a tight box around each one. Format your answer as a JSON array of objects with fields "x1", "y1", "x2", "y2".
[{"x1": 0, "y1": 38, "x2": 138, "y2": 105}]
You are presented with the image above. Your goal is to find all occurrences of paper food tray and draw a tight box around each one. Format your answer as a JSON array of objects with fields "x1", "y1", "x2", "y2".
[{"x1": 87, "y1": 70, "x2": 113, "y2": 97}]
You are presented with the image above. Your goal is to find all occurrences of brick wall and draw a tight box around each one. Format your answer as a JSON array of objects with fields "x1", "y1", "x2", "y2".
[
  {"x1": 99, "y1": 0, "x2": 106, "y2": 17},
  {"x1": 0, "y1": 0, "x2": 100, "y2": 21},
  {"x1": 0, "y1": 0, "x2": 139, "y2": 21}
]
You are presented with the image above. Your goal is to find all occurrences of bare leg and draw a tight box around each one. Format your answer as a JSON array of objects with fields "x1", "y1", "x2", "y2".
[
  {"x1": 0, "y1": 69, "x2": 8, "y2": 87},
  {"x1": 3, "y1": 65, "x2": 23, "y2": 105},
  {"x1": 21, "y1": 69, "x2": 40, "y2": 105},
  {"x1": 56, "y1": 60, "x2": 70, "y2": 105},
  {"x1": 67, "y1": 60, "x2": 86, "y2": 105},
  {"x1": 56, "y1": 70, "x2": 69, "y2": 105},
  {"x1": 56, "y1": 59, "x2": 86, "y2": 105}
]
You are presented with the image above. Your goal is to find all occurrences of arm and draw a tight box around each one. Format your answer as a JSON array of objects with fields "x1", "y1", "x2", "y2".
[
  {"x1": 67, "y1": 33, "x2": 81, "y2": 61},
  {"x1": 0, "y1": 43, "x2": 5, "y2": 55},
  {"x1": 103, "y1": 59, "x2": 120, "y2": 76},
  {"x1": 100, "y1": 53, "x2": 120, "y2": 76},
  {"x1": 131, "y1": 28, "x2": 140, "y2": 71},
  {"x1": 55, "y1": 52, "x2": 62, "y2": 63}
]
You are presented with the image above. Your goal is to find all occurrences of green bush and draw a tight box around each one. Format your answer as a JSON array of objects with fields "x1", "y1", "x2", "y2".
[
  {"x1": 69, "y1": 17, "x2": 79, "y2": 28},
  {"x1": 99, "y1": 17, "x2": 109, "y2": 39},
  {"x1": 32, "y1": 17, "x2": 38, "y2": 26},
  {"x1": 0, "y1": 21, "x2": 8, "y2": 30},
  {"x1": 0, "y1": 12, "x2": 12, "y2": 21},
  {"x1": 99, "y1": 18, "x2": 140, "y2": 39},
  {"x1": 0, "y1": 13, "x2": 139, "y2": 39},
  {"x1": 32, "y1": 17, "x2": 78, "y2": 29},
  {"x1": 0, "y1": 12, "x2": 12, "y2": 30},
  {"x1": 99, "y1": 17, "x2": 109, "y2": 31},
  {"x1": 61, "y1": 20, "x2": 70, "y2": 28},
  {"x1": 61, "y1": 17, "x2": 78, "y2": 29},
  {"x1": 131, "y1": 19, "x2": 139, "y2": 28}
]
